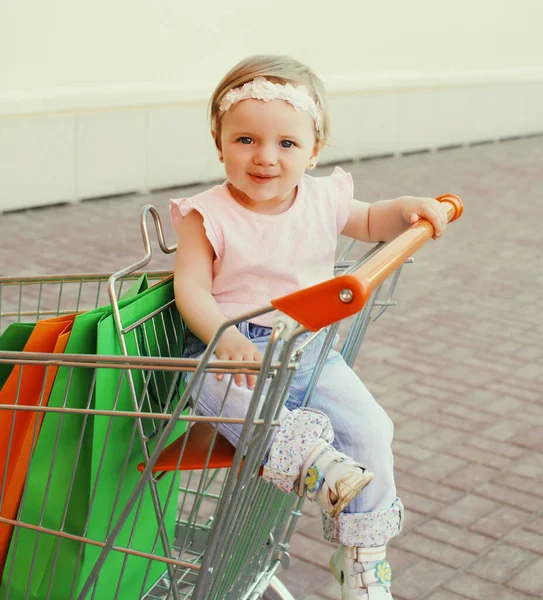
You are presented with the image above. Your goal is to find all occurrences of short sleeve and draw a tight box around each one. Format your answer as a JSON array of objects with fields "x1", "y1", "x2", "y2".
[
  {"x1": 329, "y1": 166, "x2": 354, "y2": 233},
  {"x1": 169, "y1": 197, "x2": 223, "y2": 259}
]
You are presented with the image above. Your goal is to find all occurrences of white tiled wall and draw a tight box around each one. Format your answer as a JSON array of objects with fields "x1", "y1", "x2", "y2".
[
  {"x1": 1, "y1": 80, "x2": 542, "y2": 212},
  {"x1": 76, "y1": 110, "x2": 147, "y2": 199},
  {"x1": 146, "y1": 104, "x2": 214, "y2": 190},
  {"x1": 0, "y1": 115, "x2": 76, "y2": 211}
]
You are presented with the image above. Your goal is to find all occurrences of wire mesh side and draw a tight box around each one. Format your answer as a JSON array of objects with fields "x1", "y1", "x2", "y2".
[{"x1": 0, "y1": 272, "x2": 171, "y2": 334}]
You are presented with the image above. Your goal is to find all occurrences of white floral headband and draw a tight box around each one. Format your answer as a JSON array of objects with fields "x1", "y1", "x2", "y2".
[{"x1": 218, "y1": 77, "x2": 323, "y2": 133}]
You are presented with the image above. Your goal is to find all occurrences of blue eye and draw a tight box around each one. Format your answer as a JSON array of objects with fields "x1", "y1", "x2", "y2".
[
  {"x1": 280, "y1": 140, "x2": 295, "y2": 148},
  {"x1": 238, "y1": 136, "x2": 253, "y2": 144}
]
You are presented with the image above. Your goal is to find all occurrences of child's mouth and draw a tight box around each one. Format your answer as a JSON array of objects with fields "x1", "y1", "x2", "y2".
[{"x1": 249, "y1": 174, "x2": 277, "y2": 184}]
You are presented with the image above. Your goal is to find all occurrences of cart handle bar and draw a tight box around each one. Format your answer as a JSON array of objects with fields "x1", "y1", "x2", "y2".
[{"x1": 271, "y1": 194, "x2": 463, "y2": 331}]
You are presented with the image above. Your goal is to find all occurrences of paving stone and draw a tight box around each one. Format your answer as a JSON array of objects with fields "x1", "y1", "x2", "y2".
[
  {"x1": 415, "y1": 518, "x2": 494, "y2": 555},
  {"x1": 408, "y1": 454, "x2": 467, "y2": 482},
  {"x1": 486, "y1": 382, "x2": 540, "y2": 403},
  {"x1": 494, "y1": 472, "x2": 543, "y2": 498},
  {"x1": 416, "y1": 429, "x2": 469, "y2": 453},
  {"x1": 396, "y1": 396, "x2": 442, "y2": 417},
  {"x1": 467, "y1": 435, "x2": 527, "y2": 459},
  {"x1": 425, "y1": 591, "x2": 466, "y2": 600},
  {"x1": 386, "y1": 546, "x2": 421, "y2": 576},
  {"x1": 507, "y1": 528, "x2": 543, "y2": 555},
  {"x1": 514, "y1": 363, "x2": 543, "y2": 380},
  {"x1": 393, "y1": 532, "x2": 473, "y2": 568},
  {"x1": 469, "y1": 506, "x2": 531, "y2": 539},
  {"x1": 444, "y1": 463, "x2": 499, "y2": 492},
  {"x1": 444, "y1": 573, "x2": 534, "y2": 600},
  {"x1": 516, "y1": 346, "x2": 543, "y2": 361},
  {"x1": 448, "y1": 445, "x2": 513, "y2": 470},
  {"x1": 296, "y1": 514, "x2": 326, "y2": 540},
  {"x1": 396, "y1": 509, "x2": 428, "y2": 533},
  {"x1": 526, "y1": 518, "x2": 543, "y2": 535},
  {"x1": 440, "y1": 402, "x2": 495, "y2": 424},
  {"x1": 397, "y1": 489, "x2": 447, "y2": 516},
  {"x1": 312, "y1": 576, "x2": 348, "y2": 599},
  {"x1": 395, "y1": 472, "x2": 463, "y2": 503},
  {"x1": 393, "y1": 440, "x2": 436, "y2": 462},
  {"x1": 474, "y1": 482, "x2": 543, "y2": 512},
  {"x1": 437, "y1": 495, "x2": 499, "y2": 528},
  {"x1": 301, "y1": 500, "x2": 322, "y2": 518},
  {"x1": 481, "y1": 420, "x2": 531, "y2": 441},
  {"x1": 288, "y1": 534, "x2": 336, "y2": 570},
  {"x1": 483, "y1": 396, "x2": 530, "y2": 416},
  {"x1": 426, "y1": 412, "x2": 482, "y2": 433},
  {"x1": 387, "y1": 355, "x2": 439, "y2": 375},
  {"x1": 395, "y1": 454, "x2": 419, "y2": 472},
  {"x1": 515, "y1": 408, "x2": 543, "y2": 426},
  {"x1": 509, "y1": 452, "x2": 543, "y2": 479},
  {"x1": 278, "y1": 558, "x2": 333, "y2": 598},
  {"x1": 509, "y1": 426, "x2": 543, "y2": 449},
  {"x1": 391, "y1": 558, "x2": 455, "y2": 600},
  {"x1": 405, "y1": 382, "x2": 461, "y2": 402},
  {"x1": 466, "y1": 544, "x2": 536, "y2": 584},
  {"x1": 395, "y1": 420, "x2": 440, "y2": 443},
  {"x1": 506, "y1": 556, "x2": 543, "y2": 596}
]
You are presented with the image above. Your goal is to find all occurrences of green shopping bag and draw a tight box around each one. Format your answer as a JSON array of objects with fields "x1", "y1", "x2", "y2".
[
  {"x1": 82, "y1": 278, "x2": 186, "y2": 598},
  {"x1": 0, "y1": 323, "x2": 35, "y2": 389},
  {"x1": 0, "y1": 276, "x2": 186, "y2": 599}
]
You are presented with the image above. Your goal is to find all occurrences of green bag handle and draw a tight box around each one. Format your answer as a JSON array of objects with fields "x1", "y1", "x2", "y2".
[{"x1": 107, "y1": 205, "x2": 177, "y2": 355}]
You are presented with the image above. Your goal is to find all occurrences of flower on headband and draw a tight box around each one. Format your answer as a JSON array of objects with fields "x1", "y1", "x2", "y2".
[{"x1": 219, "y1": 77, "x2": 323, "y2": 133}]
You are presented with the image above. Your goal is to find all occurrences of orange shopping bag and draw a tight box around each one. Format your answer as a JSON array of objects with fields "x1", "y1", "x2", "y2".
[{"x1": 0, "y1": 314, "x2": 76, "y2": 575}]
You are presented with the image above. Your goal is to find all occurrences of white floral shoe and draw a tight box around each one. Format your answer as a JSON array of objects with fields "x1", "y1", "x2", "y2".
[
  {"x1": 330, "y1": 545, "x2": 393, "y2": 599},
  {"x1": 298, "y1": 440, "x2": 374, "y2": 518}
]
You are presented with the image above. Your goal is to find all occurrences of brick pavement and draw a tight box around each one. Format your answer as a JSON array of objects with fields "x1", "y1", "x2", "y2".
[{"x1": 1, "y1": 136, "x2": 542, "y2": 599}]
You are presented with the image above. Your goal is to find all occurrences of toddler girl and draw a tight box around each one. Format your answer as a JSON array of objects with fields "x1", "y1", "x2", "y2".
[{"x1": 171, "y1": 55, "x2": 449, "y2": 599}]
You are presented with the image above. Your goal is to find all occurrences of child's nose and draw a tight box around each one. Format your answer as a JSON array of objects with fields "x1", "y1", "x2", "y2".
[{"x1": 254, "y1": 144, "x2": 277, "y2": 166}]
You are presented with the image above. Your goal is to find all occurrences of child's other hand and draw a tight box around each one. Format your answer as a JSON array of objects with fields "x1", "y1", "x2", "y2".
[
  {"x1": 215, "y1": 328, "x2": 263, "y2": 390},
  {"x1": 401, "y1": 197, "x2": 449, "y2": 240}
]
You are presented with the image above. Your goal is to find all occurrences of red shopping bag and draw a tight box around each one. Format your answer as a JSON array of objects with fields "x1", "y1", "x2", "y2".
[{"x1": 0, "y1": 315, "x2": 75, "y2": 575}]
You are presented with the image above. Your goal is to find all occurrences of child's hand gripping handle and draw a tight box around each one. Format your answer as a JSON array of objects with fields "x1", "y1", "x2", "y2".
[{"x1": 271, "y1": 194, "x2": 463, "y2": 331}]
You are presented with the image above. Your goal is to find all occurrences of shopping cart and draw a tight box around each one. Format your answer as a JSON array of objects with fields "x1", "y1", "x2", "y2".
[{"x1": 0, "y1": 196, "x2": 463, "y2": 600}]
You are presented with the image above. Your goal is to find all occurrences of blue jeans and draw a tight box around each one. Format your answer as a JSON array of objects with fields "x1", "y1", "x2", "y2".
[{"x1": 183, "y1": 322, "x2": 397, "y2": 515}]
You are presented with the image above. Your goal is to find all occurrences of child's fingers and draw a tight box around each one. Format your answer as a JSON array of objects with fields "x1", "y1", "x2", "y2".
[
  {"x1": 215, "y1": 352, "x2": 224, "y2": 381},
  {"x1": 215, "y1": 350, "x2": 231, "y2": 382},
  {"x1": 246, "y1": 349, "x2": 263, "y2": 390},
  {"x1": 231, "y1": 353, "x2": 245, "y2": 387},
  {"x1": 246, "y1": 350, "x2": 262, "y2": 389},
  {"x1": 247, "y1": 373, "x2": 257, "y2": 390},
  {"x1": 214, "y1": 346, "x2": 263, "y2": 388},
  {"x1": 421, "y1": 205, "x2": 446, "y2": 238}
]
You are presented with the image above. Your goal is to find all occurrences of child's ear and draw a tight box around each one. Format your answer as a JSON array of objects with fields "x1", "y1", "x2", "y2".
[
  {"x1": 313, "y1": 140, "x2": 324, "y2": 160},
  {"x1": 307, "y1": 142, "x2": 321, "y2": 170}
]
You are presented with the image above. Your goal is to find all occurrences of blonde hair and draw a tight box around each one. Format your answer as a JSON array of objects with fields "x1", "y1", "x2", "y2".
[{"x1": 209, "y1": 55, "x2": 330, "y2": 149}]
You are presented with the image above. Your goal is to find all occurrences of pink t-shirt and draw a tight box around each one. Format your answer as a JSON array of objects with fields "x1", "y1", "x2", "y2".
[{"x1": 170, "y1": 167, "x2": 353, "y2": 327}]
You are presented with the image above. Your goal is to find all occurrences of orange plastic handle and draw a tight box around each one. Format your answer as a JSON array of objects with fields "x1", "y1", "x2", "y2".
[{"x1": 271, "y1": 194, "x2": 463, "y2": 331}]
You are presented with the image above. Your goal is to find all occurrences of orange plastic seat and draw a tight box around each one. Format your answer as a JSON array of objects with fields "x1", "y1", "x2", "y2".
[{"x1": 137, "y1": 422, "x2": 238, "y2": 473}]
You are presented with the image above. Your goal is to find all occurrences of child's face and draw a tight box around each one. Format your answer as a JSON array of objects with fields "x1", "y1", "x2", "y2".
[{"x1": 219, "y1": 98, "x2": 318, "y2": 212}]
